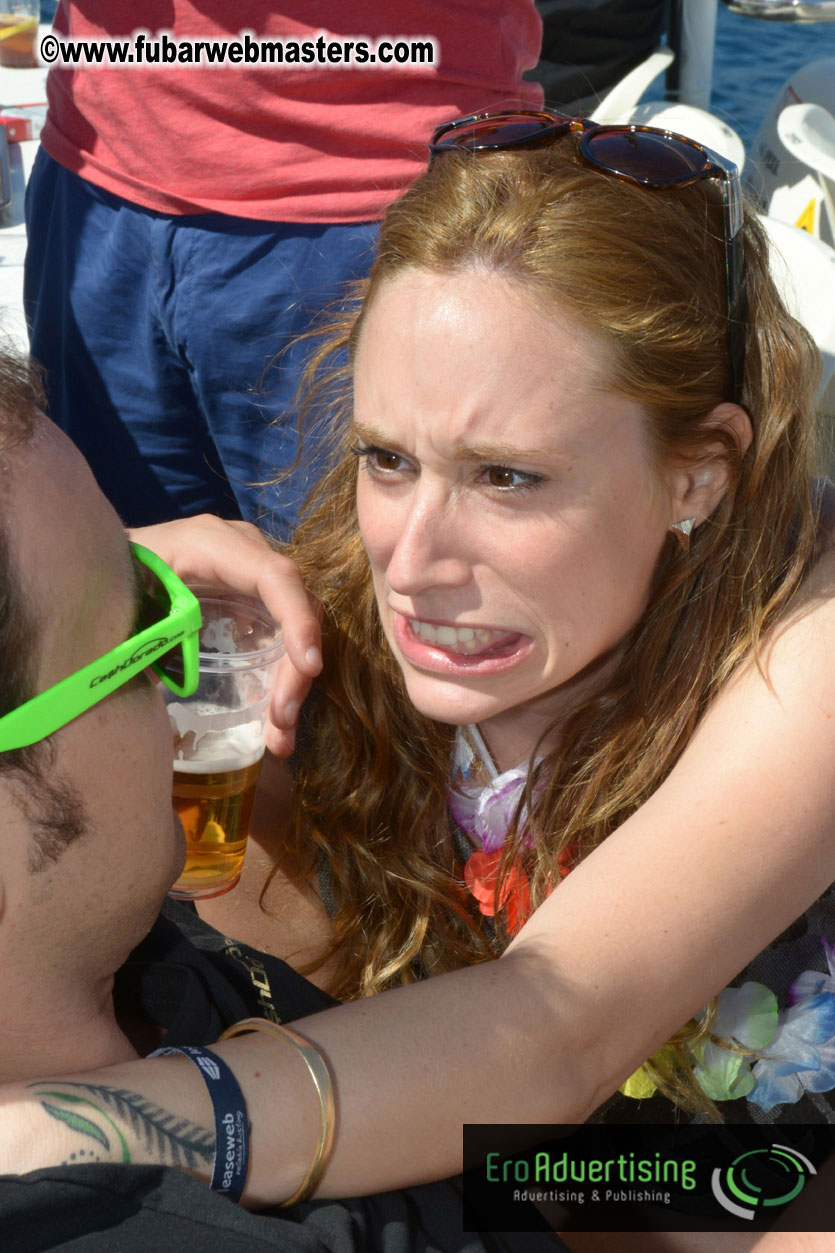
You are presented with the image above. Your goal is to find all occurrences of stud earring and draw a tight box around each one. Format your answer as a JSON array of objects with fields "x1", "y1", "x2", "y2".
[{"x1": 670, "y1": 517, "x2": 697, "y2": 554}]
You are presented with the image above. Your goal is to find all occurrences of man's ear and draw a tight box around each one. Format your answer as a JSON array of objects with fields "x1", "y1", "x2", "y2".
[{"x1": 666, "y1": 402, "x2": 753, "y2": 528}]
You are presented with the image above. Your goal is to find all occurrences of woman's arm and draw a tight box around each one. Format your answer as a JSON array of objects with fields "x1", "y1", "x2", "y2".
[
  {"x1": 129, "y1": 515, "x2": 323, "y2": 756},
  {"x1": 3, "y1": 552, "x2": 835, "y2": 1204}
]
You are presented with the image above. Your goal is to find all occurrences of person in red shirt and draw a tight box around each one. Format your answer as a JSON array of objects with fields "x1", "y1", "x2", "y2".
[{"x1": 24, "y1": 2, "x2": 543, "y2": 536}]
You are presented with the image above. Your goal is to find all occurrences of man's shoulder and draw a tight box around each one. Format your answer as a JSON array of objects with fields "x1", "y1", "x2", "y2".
[{"x1": 115, "y1": 899, "x2": 337, "y2": 1050}]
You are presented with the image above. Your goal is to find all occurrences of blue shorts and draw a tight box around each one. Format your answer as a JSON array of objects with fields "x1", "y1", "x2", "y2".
[{"x1": 24, "y1": 150, "x2": 378, "y2": 535}]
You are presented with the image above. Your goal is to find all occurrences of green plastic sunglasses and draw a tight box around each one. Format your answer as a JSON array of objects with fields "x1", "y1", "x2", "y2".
[{"x1": 0, "y1": 543, "x2": 202, "y2": 752}]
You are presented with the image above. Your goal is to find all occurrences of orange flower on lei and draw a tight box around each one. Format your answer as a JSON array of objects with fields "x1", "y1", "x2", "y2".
[
  {"x1": 464, "y1": 849, "x2": 531, "y2": 936},
  {"x1": 463, "y1": 843, "x2": 575, "y2": 936}
]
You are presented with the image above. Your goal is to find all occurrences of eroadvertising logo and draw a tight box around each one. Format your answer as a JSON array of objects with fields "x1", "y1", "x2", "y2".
[
  {"x1": 711, "y1": 1144, "x2": 816, "y2": 1220},
  {"x1": 462, "y1": 1124, "x2": 834, "y2": 1233}
]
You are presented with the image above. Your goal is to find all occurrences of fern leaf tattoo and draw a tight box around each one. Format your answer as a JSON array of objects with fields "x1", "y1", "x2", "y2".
[
  {"x1": 41, "y1": 1101, "x2": 111, "y2": 1152},
  {"x1": 29, "y1": 1083, "x2": 214, "y2": 1169}
]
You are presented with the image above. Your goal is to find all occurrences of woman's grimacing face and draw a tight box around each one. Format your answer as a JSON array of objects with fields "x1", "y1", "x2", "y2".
[{"x1": 352, "y1": 269, "x2": 681, "y2": 768}]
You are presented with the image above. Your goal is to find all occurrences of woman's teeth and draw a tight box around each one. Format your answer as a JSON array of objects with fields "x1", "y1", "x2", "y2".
[{"x1": 408, "y1": 619, "x2": 507, "y2": 655}]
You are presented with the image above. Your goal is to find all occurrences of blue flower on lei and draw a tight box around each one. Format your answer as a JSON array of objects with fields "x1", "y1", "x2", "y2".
[
  {"x1": 747, "y1": 939, "x2": 835, "y2": 1112},
  {"x1": 625, "y1": 942, "x2": 835, "y2": 1110}
]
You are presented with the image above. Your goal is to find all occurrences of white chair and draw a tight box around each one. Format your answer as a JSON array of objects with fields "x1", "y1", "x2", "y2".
[{"x1": 759, "y1": 214, "x2": 835, "y2": 424}]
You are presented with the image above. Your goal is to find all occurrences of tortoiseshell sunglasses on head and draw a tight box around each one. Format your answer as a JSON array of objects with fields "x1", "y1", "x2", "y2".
[{"x1": 429, "y1": 110, "x2": 746, "y2": 405}]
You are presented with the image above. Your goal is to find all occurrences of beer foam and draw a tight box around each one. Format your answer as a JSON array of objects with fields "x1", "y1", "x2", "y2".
[
  {"x1": 169, "y1": 702, "x2": 264, "y2": 771},
  {"x1": 168, "y1": 699, "x2": 257, "y2": 738},
  {"x1": 174, "y1": 748, "x2": 263, "y2": 773}
]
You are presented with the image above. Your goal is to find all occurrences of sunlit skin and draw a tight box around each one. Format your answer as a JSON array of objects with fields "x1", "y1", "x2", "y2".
[
  {"x1": 10, "y1": 420, "x2": 184, "y2": 945},
  {"x1": 353, "y1": 268, "x2": 687, "y2": 771}
]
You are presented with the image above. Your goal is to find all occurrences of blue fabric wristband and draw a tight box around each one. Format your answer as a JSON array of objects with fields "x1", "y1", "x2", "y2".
[{"x1": 149, "y1": 1043, "x2": 249, "y2": 1203}]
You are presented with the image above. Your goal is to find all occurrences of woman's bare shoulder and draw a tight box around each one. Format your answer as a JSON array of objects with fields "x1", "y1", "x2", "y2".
[
  {"x1": 250, "y1": 750, "x2": 295, "y2": 839},
  {"x1": 197, "y1": 753, "x2": 337, "y2": 986}
]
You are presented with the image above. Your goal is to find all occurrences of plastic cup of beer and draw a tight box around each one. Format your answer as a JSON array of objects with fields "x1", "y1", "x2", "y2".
[
  {"x1": 163, "y1": 588, "x2": 284, "y2": 901},
  {"x1": 0, "y1": 0, "x2": 38, "y2": 68}
]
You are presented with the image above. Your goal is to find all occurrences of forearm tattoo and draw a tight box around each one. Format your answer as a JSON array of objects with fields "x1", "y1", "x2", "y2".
[{"x1": 27, "y1": 1081, "x2": 215, "y2": 1170}]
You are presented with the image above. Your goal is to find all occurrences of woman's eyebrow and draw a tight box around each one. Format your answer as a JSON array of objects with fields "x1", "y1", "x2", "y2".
[
  {"x1": 351, "y1": 422, "x2": 553, "y2": 464},
  {"x1": 454, "y1": 439, "x2": 554, "y2": 464},
  {"x1": 351, "y1": 421, "x2": 400, "y2": 448}
]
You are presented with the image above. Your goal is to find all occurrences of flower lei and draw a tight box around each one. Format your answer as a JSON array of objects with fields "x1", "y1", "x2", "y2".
[
  {"x1": 621, "y1": 941, "x2": 835, "y2": 1111},
  {"x1": 447, "y1": 728, "x2": 570, "y2": 937},
  {"x1": 447, "y1": 727, "x2": 532, "y2": 935},
  {"x1": 449, "y1": 732, "x2": 835, "y2": 1113}
]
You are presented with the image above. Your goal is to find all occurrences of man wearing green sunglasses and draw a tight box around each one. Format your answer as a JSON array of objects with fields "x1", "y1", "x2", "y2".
[
  {"x1": 0, "y1": 405, "x2": 283, "y2": 1075},
  {"x1": 0, "y1": 372, "x2": 337, "y2": 1057},
  {"x1": 0, "y1": 382, "x2": 527, "y2": 1250}
]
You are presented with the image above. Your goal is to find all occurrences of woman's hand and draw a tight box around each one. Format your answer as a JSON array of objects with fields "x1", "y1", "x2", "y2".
[{"x1": 129, "y1": 515, "x2": 323, "y2": 756}]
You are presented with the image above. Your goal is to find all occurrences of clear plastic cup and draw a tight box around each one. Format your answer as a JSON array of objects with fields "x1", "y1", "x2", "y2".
[
  {"x1": 0, "y1": 1, "x2": 38, "y2": 69},
  {"x1": 163, "y1": 588, "x2": 284, "y2": 900}
]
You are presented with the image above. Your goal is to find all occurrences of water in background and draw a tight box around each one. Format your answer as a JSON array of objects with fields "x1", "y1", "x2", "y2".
[{"x1": 710, "y1": 3, "x2": 835, "y2": 150}]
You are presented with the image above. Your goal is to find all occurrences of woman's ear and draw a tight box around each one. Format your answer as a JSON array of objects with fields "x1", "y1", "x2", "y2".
[{"x1": 667, "y1": 402, "x2": 753, "y2": 528}]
